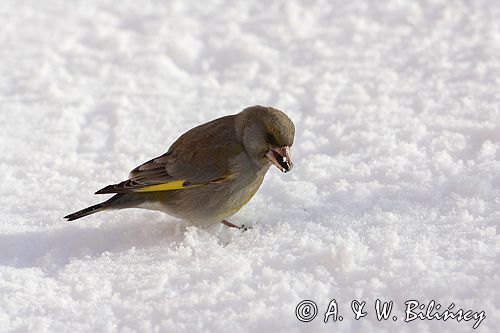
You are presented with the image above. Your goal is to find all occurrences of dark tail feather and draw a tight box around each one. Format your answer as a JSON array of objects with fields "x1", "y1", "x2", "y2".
[
  {"x1": 64, "y1": 194, "x2": 124, "y2": 221},
  {"x1": 95, "y1": 181, "x2": 129, "y2": 194}
]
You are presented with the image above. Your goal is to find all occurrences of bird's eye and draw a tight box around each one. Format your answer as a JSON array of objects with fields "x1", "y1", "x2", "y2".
[{"x1": 267, "y1": 133, "x2": 277, "y2": 145}]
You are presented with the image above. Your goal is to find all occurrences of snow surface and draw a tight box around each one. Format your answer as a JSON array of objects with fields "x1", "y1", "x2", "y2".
[{"x1": 1, "y1": 0, "x2": 499, "y2": 332}]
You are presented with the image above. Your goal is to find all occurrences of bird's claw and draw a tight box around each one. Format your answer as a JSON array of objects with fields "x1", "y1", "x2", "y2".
[{"x1": 238, "y1": 224, "x2": 253, "y2": 232}]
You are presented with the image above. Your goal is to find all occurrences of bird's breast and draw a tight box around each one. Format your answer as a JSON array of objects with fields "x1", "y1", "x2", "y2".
[
  {"x1": 216, "y1": 170, "x2": 267, "y2": 219},
  {"x1": 155, "y1": 160, "x2": 270, "y2": 226}
]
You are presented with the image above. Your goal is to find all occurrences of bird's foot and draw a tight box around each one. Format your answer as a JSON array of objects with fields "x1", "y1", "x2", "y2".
[
  {"x1": 239, "y1": 224, "x2": 252, "y2": 232},
  {"x1": 221, "y1": 220, "x2": 252, "y2": 232}
]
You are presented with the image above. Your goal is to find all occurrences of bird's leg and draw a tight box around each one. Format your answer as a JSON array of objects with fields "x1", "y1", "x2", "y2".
[
  {"x1": 221, "y1": 219, "x2": 238, "y2": 228},
  {"x1": 221, "y1": 219, "x2": 252, "y2": 231}
]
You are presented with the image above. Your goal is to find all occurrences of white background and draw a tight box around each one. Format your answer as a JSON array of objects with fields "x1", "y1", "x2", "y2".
[{"x1": 0, "y1": 0, "x2": 498, "y2": 332}]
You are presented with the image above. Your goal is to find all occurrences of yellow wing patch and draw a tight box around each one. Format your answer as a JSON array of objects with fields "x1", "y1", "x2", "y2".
[
  {"x1": 133, "y1": 174, "x2": 236, "y2": 193},
  {"x1": 135, "y1": 180, "x2": 200, "y2": 193}
]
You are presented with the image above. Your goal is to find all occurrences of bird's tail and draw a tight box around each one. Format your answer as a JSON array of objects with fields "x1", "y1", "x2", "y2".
[{"x1": 64, "y1": 194, "x2": 125, "y2": 221}]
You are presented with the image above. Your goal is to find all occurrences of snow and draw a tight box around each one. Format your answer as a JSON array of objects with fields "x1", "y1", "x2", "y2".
[{"x1": 0, "y1": 0, "x2": 499, "y2": 332}]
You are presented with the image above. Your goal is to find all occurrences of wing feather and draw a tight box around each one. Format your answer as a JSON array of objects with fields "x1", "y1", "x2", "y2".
[{"x1": 95, "y1": 115, "x2": 243, "y2": 194}]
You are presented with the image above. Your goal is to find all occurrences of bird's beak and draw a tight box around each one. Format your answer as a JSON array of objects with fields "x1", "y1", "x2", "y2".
[{"x1": 266, "y1": 146, "x2": 293, "y2": 173}]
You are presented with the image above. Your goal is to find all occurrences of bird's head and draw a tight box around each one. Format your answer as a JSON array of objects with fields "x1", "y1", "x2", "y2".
[{"x1": 236, "y1": 105, "x2": 295, "y2": 173}]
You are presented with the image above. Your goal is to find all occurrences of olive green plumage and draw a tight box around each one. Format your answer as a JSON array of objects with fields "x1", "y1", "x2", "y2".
[{"x1": 64, "y1": 105, "x2": 295, "y2": 228}]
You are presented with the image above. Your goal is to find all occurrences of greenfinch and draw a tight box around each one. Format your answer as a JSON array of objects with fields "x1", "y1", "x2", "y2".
[{"x1": 64, "y1": 105, "x2": 295, "y2": 229}]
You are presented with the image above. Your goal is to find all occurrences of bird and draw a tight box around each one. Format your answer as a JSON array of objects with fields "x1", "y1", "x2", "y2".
[{"x1": 64, "y1": 105, "x2": 295, "y2": 229}]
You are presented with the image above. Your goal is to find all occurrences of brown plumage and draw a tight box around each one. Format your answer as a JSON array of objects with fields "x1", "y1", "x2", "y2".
[{"x1": 64, "y1": 105, "x2": 295, "y2": 229}]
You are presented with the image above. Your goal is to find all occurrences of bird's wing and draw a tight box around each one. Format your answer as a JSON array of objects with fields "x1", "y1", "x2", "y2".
[{"x1": 95, "y1": 115, "x2": 243, "y2": 194}]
